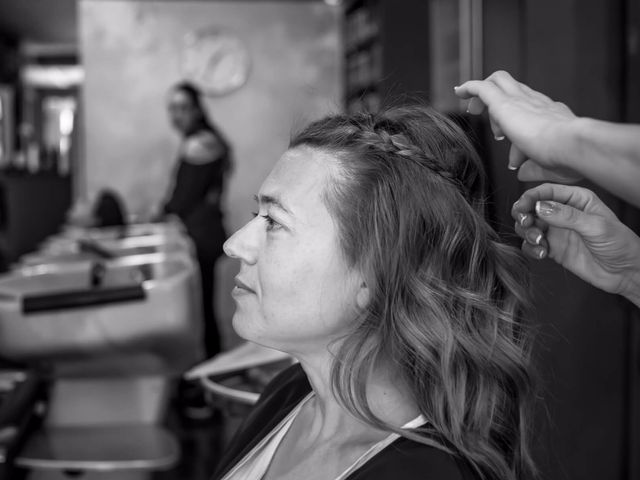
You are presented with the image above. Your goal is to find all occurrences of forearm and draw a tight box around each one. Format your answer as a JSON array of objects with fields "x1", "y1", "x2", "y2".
[{"x1": 567, "y1": 118, "x2": 640, "y2": 208}]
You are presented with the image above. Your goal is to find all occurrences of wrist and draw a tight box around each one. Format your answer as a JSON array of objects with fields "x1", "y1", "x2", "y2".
[{"x1": 557, "y1": 116, "x2": 591, "y2": 171}]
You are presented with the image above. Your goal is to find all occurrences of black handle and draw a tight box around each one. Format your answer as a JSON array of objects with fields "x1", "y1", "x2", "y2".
[
  {"x1": 77, "y1": 239, "x2": 116, "y2": 259},
  {"x1": 22, "y1": 285, "x2": 146, "y2": 314},
  {"x1": 0, "y1": 374, "x2": 46, "y2": 467},
  {"x1": 0, "y1": 375, "x2": 44, "y2": 431}
]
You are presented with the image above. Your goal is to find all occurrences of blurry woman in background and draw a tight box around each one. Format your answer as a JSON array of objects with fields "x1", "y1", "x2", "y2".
[
  {"x1": 215, "y1": 106, "x2": 536, "y2": 480},
  {"x1": 165, "y1": 81, "x2": 232, "y2": 359}
]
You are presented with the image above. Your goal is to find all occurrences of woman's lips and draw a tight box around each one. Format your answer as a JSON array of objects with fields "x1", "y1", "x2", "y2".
[{"x1": 233, "y1": 277, "x2": 255, "y2": 294}]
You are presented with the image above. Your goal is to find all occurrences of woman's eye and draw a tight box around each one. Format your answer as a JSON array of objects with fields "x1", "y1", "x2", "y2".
[
  {"x1": 262, "y1": 215, "x2": 281, "y2": 231},
  {"x1": 251, "y1": 212, "x2": 281, "y2": 231}
]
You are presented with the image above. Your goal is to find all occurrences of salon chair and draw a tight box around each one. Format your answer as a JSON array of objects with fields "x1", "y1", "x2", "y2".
[
  {"x1": 39, "y1": 221, "x2": 188, "y2": 257},
  {"x1": 57, "y1": 222, "x2": 185, "y2": 244},
  {"x1": 0, "y1": 225, "x2": 203, "y2": 479},
  {"x1": 185, "y1": 343, "x2": 294, "y2": 448},
  {"x1": 0, "y1": 368, "x2": 46, "y2": 480},
  {"x1": 187, "y1": 342, "x2": 293, "y2": 406},
  {"x1": 18, "y1": 236, "x2": 192, "y2": 269}
]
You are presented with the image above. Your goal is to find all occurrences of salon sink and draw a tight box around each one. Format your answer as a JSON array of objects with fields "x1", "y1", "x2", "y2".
[
  {"x1": 0, "y1": 223, "x2": 199, "y2": 477},
  {"x1": 18, "y1": 238, "x2": 192, "y2": 268},
  {"x1": 57, "y1": 222, "x2": 185, "y2": 243},
  {"x1": 0, "y1": 255, "x2": 203, "y2": 372},
  {"x1": 40, "y1": 233, "x2": 190, "y2": 253},
  {"x1": 40, "y1": 226, "x2": 189, "y2": 256}
]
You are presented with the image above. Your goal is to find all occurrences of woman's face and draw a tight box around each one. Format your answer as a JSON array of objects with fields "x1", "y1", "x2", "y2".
[
  {"x1": 167, "y1": 90, "x2": 199, "y2": 134},
  {"x1": 223, "y1": 146, "x2": 366, "y2": 355}
]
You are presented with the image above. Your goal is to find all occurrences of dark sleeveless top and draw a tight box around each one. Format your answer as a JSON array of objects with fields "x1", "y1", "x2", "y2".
[
  {"x1": 163, "y1": 127, "x2": 229, "y2": 258},
  {"x1": 212, "y1": 364, "x2": 481, "y2": 480}
]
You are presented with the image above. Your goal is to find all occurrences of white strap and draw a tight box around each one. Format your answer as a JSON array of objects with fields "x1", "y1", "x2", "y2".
[
  {"x1": 334, "y1": 415, "x2": 428, "y2": 480},
  {"x1": 221, "y1": 393, "x2": 313, "y2": 480}
]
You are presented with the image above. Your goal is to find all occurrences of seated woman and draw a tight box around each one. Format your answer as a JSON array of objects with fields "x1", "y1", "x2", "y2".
[{"x1": 215, "y1": 106, "x2": 535, "y2": 480}]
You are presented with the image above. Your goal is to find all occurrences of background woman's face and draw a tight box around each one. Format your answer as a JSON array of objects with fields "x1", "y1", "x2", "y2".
[
  {"x1": 167, "y1": 90, "x2": 199, "y2": 134},
  {"x1": 223, "y1": 146, "x2": 363, "y2": 355}
]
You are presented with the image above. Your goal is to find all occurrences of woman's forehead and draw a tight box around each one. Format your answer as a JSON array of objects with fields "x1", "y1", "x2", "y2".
[{"x1": 258, "y1": 147, "x2": 338, "y2": 215}]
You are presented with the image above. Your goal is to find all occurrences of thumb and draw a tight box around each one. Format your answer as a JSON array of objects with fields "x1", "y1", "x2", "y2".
[
  {"x1": 518, "y1": 160, "x2": 581, "y2": 184},
  {"x1": 535, "y1": 200, "x2": 601, "y2": 237}
]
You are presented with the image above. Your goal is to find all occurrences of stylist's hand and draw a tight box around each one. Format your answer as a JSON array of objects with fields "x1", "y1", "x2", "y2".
[
  {"x1": 513, "y1": 183, "x2": 640, "y2": 307},
  {"x1": 454, "y1": 70, "x2": 581, "y2": 183}
]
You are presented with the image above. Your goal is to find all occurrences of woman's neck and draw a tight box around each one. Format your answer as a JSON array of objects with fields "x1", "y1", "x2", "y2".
[{"x1": 295, "y1": 353, "x2": 421, "y2": 444}]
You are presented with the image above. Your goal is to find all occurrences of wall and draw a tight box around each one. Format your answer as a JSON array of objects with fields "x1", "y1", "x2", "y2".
[
  {"x1": 624, "y1": 2, "x2": 640, "y2": 477},
  {"x1": 79, "y1": 0, "x2": 342, "y2": 347},
  {"x1": 482, "y1": 1, "x2": 635, "y2": 479},
  {"x1": 523, "y1": 3, "x2": 630, "y2": 479}
]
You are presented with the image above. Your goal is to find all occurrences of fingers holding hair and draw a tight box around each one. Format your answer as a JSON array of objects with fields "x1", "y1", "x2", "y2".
[
  {"x1": 508, "y1": 144, "x2": 527, "y2": 170},
  {"x1": 454, "y1": 73, "x2": 518, "y2": 142},
  {"x1": 514, "y1": 183, "x2": 615, "y2": 219},
  {"x1": 520, "y1": 239, "x2": 548, "y2": 260},
  {"x1": 485, "y1": 70, "x2": 523, "y2": 95},
  {"x1": 514, "y1": 220, "x2": 547, "y2": 248},
  {"x1": 454, "y1": 79, "x2": 505, "y2": 111},
  {"x1": 466, "y1": 96, "x2": 486, "y2": 115},
  {"x1": 517, "y1": 160, "x2": 582, "y2": 184}
]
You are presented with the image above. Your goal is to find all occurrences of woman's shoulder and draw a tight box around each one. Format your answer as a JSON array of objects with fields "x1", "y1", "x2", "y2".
[
  {"x1": 350, "y1": 437, "x2": 481, "y2": 480},
  {"x1": 182, "y1": 130, "x2": 225, "y2": 165}
]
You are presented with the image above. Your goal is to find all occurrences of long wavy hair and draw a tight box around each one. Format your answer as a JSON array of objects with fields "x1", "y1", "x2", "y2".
[
  {"x1": 172, "y1": 81, "x2": 233, "y2": 175},
  {"x1": 290, "y1": 106, "x2": 536, "y2": 480}
]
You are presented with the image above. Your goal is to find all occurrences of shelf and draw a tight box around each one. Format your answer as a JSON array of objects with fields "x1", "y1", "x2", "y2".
[
  {"x1": 344, "y1": 0, "x2": 383, "y2": 112},
  {"x1": 345, "y1": 0, "x2": 367, "y2": 15},
  {"x1": 344, "y1": 0, "x2": 380, "y2": 53},
  {"x1": 343, "y1": 0, "x2": 432, "y2": 113},
  {"x1": 347, "y1": 96, "x2": 381, "y2": 114},
  {"x1": 346, "y1": 84, "x2": 379, "y2": 101},
  {"x1": 345, "y1": 34, "x2": 380, "y2": 57}
]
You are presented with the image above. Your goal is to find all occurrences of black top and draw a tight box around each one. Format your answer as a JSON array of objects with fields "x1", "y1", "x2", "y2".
[
  {"x1": 163, "y1": 129, "x2": 227, "y2": 221},
  {"x1": 212, "y1": 364, "x2": 482, "y2": 480},
  {"x1": 163, "y1": 128, "x2": 228, "y2": 257},
  {"x1": 164, "y1": 159, "x2": 223, "y2": 220}
]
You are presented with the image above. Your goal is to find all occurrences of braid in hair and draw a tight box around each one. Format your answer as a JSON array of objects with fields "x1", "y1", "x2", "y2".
[
  {"x1": 358, "y1": 127, "x2": 466, "y2": 192},
  {"x1": 326, "y1": 114, "x2": 469, "y2": 197},
  {"x1": 289, "y1": 105, "x2": 536, "y2": 480}
]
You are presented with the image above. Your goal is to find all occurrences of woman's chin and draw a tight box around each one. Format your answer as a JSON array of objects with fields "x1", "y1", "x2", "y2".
[{"x1": 231, "y1": 312, "x2": 262, "y2": 342}]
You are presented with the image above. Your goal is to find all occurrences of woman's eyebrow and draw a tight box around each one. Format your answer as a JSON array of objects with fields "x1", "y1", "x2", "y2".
[{"x1": 253, "y1": 194, "x2": 293, "y2": 215}]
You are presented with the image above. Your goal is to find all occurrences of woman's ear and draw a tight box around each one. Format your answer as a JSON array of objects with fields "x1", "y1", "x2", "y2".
[{"x1": 356, "y1": 281, "x2": 370, "y2": 310}]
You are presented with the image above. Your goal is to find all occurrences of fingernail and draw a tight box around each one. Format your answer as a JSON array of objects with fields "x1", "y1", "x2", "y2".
[
  {"x1": 517, "y1": 213, "x2": 528, "y2": 225},
  {"x1": 453, "y1": 85, "x2": 459, "y2": 90},
  {"x1": 536, "y1": 201, "x2": 558, "y2": 216},
  {"x1": 537, "y1": 248, "x2": 547, "y2": 259},
  {"x1": 495, "y1": 135, "x2": 505, "y2": 141},
  {"x1": 526, "y1": 229, "x2": 543, "y2": 245},
  {"x1": 513, "y1": 199, "x2": 520, "y2": 208},
  {"x1": 508, "y1": 164, "x2": 518, "y2": 171}
]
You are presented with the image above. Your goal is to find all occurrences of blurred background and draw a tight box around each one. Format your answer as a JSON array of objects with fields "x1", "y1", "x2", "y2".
[{"x1": 0, "y1": 1, "x2": 638, "y2": 479}]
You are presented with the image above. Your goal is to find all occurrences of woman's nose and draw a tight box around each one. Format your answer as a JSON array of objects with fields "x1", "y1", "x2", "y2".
[{"x1": 223, "y1": 220, "x2": 258, "y2": 264}]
